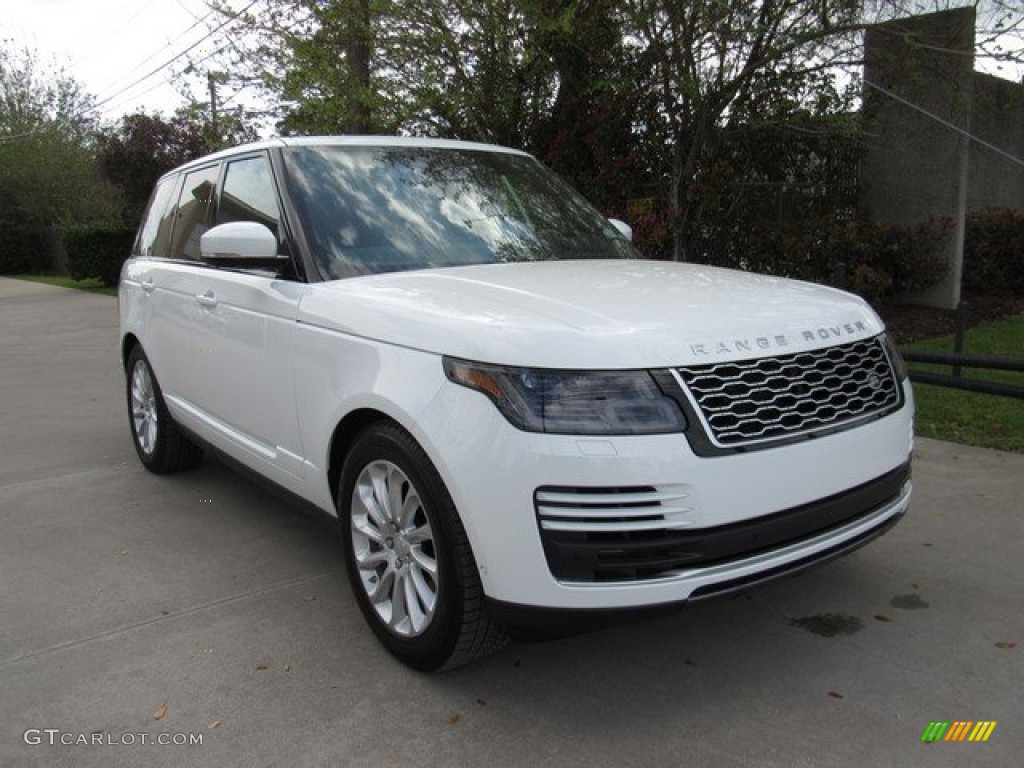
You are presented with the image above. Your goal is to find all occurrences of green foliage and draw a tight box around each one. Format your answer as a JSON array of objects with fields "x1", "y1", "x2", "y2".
[
  {"x1": 94, "y1": 111, "x2": 224, "y2": 224},
  {"x1": 629, "y1": 204, "x2": 950, "y2": 306},
  {"x1": 0, "y1": 44, "x2": 121, "y2": 274},
  {"x1": 199, "y1": 0, "x2": 1022, "y2": 300},
  {"x1": 963, "y1": 207, "x2": 1024, "y2": 296},
  {"x1": 825, "y1": 217, "x2": 952, "y2": 303},
  {"x1": 62, "y1": 223, "x2": 137, "y2": 286},
  {"x1": 0, "y1": 223, "x2": 46, "y2": 275}
]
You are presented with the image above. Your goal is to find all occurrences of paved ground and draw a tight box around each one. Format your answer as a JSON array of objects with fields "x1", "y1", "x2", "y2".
[{"x1": 1, "y1": 277, "x2": 1021, "y2": 768}]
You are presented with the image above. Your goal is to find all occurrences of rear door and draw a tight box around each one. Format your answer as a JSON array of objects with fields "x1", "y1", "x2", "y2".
[
  {"x1": 124, "y1": 170, "x2": 204, "y2": 411},
  {"x1": 147, "y1": 164, "x2": 220, "y2": 414}
]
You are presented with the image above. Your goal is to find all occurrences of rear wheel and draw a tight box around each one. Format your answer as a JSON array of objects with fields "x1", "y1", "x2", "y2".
[
  {"x1": 338, "y1": 422, "x2": 508, "y2": 671},
  {"x1": 125, "y1": 346, "x2": 203, "y2": 473}
]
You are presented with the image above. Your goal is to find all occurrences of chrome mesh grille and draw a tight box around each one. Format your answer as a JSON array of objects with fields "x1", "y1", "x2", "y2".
[{"x1": 676, "y1": 337, "x2": 901, "y2": 446}]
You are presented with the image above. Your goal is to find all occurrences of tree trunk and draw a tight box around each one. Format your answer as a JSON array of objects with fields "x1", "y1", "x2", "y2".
[{"x1": 345, "y1": 0, "x2": 373, "y2": 134}]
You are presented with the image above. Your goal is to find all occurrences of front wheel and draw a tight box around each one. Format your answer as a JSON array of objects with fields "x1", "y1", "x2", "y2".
[{"x1": 338, "y1": 422, "x2": 507, "y2": 671}]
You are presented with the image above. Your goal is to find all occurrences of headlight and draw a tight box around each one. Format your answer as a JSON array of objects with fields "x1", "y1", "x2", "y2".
[
  {"x1": 443, "y1": 357, "x2": 686, "y2": 435},
  {"x1": 881, "y1": 333, "x2": 909, "y2": 381}
]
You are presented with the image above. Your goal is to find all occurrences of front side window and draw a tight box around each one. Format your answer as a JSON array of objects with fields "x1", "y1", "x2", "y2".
[
  {"x1": 170, "y1": 165, "x2": 219, "y2": 261},
  {"x1": 281, "y1": 146, "x2": 637, "y2": 279},
  {"x1": 217, "y1": 155, "x2": 281, "y2": 236}
]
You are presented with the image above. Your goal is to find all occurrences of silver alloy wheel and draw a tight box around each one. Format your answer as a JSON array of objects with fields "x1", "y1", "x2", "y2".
[
  {"x1": 130, "y1": 360, "x2": 158, "y2": 456},
  {"x1": 350, "y1": 460, "x2": 439, "y2": 637}
]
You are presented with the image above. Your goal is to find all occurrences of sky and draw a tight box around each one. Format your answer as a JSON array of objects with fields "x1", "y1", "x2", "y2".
[{"x1": 1, "y1": 0, "x2": 229, "y2": 124}]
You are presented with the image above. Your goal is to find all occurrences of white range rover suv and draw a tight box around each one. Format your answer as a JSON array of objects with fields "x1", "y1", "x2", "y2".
[{"x1": 119, "y1": 136, "x2": 913, "y2": 670}]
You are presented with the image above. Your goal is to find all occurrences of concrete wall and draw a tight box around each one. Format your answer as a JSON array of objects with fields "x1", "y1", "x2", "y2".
[
  {"x1": 860, "y1": 7, "x2": 975, "y2": 308},
  {"x1": 968, "y1": 72, "x2": 1024, "y2": 212}
]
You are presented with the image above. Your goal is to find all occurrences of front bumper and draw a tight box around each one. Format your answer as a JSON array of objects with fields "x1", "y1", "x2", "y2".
[
  {"x1": 488, "y1": 496, "x2": 906, "y2": 637},
  {"x1": 537, "y1": 461, "x2": 910, "y2": 583},
  {"x1": 417, "y1": 379, "x2": 914, "y2": 611}
]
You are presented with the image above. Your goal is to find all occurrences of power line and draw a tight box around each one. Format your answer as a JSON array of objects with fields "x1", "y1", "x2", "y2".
[
  {"x1": 89, "y1": 9, "x2": 218, "y2": 106},
  {"x1": 94, "y1": 75, "x2": 179, "y2": 119},
  {"x1": 86, "y1": 0, "x2": 259, "y2": 115},
  {"x1": 91, "y1": 13, "x2": 214, "y2": 100},
  {"x1": 0, "y1": 1, "x2": 258, "y2": 143}
]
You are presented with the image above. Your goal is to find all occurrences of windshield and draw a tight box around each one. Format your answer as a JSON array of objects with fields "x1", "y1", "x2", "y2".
[{"x1": 281, "y1": 145, "x2": 638, "y2": 279}]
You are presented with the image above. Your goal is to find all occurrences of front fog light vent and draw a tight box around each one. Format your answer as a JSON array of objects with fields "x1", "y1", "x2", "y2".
[{"x1": 534, "y1": 485, "x2": 694, "y2": 533}]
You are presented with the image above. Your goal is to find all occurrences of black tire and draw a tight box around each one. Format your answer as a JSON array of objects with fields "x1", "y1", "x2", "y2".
[
  {"x1": 338, "y1": 422, "x2": 508, "y2": 671},
  {"x1": 125, "y1": 345, "x2": 203, "y2": 473}
]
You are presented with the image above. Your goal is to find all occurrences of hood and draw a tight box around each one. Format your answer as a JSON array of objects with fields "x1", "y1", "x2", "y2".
[{"x1": 297, "y1": 260, "x2": 884, "y2": 369}]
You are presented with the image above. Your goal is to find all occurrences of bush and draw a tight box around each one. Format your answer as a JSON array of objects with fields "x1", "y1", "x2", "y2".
[
  {"x1": 628, "y1": 206, "x2": 950, "y2": 306},
  {"x1": 0, "y1": 225, "x2": 46, "y2": 275},
  {"x1": 62, "y1": 223, "x2": 137, "y2": 286},
  {"x1": 822, "y1": 216, "x2": 952, "y2": 304},
  {"x1": 963, "y1": 208, "x2": 1024, "y2": 296}
]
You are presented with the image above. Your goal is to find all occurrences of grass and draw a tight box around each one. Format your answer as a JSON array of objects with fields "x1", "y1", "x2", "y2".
[
  {"x1": 11, "y1": 274, "x2": 118, "y2": 296},
  {"x1": 904, "y1": 313, "x2": 1024, "y2": 453}
]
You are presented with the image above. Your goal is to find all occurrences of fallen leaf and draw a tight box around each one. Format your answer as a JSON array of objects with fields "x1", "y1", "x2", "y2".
[
  {"x1": 283, "y1": 664, "x2": 291, "y2": 672},
  {"x1": 446, "y1": 713, "x2": 460, "y2": 726},
  {"x1": 256, "y1": 664, "x2": 269, "y2": 671},
  {"x1": 827, "y1": 692, "x2": 844, "y2": 699},
  {"x1": 153, "y1": 703, "x2": 168, "y2": 721},
  {"x1": 995, "y1": 641, "x2": 1016, "y2": 650},
  {"x1": 911, "y1": 582, "x2": 920, "y2": 590},
  {"x1": 208, "y1": 721, "x2": 222, "y2": 729},
  {"x1": 475, "y1": 698, "x2": 486, "y2": 707},
  {"x1": 874, "y1": 615, "x2": 892, "y2": 622}
]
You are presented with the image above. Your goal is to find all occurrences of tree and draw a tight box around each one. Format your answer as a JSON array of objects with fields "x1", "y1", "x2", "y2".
[
  {"x1": 95, "y1": 108, "x2": 259, "y2": 223},
  {"x1": 0, "y1": 44, "x2": 120, "y2": 274},
  {"x1": 201, "y1": 0, "x2": 1024, "y2": 267},
  {"x1": 94, "y1": 113, "x2": 208, "y2": 223}
]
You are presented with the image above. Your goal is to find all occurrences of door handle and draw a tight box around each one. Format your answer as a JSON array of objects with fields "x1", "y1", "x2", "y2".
[
  {"x1": 196, "y1": 291, "x2": 218, "y2": 309},
  {"x1": 141, "y1": 279, "x2": 155, "y2": 294}
]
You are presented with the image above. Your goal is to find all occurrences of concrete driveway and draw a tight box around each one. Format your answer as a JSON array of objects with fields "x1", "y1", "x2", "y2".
[{"x1": 1, "y1": 277, "x2": 1021, "y2": 767}]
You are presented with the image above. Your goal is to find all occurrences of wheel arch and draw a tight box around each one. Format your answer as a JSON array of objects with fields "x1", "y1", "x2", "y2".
[
  {"x1": 121, "y1": 333, "x2": 141, "y2": 371},
  {"x1": 326, "y1": 408, "x2": 393, "y2": 507}
]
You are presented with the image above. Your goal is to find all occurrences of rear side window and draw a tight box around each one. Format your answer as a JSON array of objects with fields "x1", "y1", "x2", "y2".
[
  {"x1": 217, "y1": 155, "x2": 281, "y2": 237},
  {"x1": 134, "y1": 175, "x2": 178, "y2": 257},
  {"x1": 170, "y1": 165, "x2": 219, "y2": 260}
]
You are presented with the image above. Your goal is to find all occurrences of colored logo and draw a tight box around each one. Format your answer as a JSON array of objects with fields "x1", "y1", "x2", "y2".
[{"x1": 921, "y1": 721, "x2": 997, "y2": 742}]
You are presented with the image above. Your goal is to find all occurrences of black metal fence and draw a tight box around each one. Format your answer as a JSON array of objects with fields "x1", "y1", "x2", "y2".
[{"x1": 899, "y1": 303, "x2": 1024, "y2": 400}]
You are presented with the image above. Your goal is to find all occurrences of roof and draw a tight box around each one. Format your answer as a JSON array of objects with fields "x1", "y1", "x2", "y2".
[{"x1": 166, "y1": 135, "x2": 531, "y2": 178}]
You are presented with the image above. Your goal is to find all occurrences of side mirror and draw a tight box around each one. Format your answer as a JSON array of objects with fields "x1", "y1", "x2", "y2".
[
  {"x1": 608, "y1": 218, "x2": 633, "y2": 242},
  {"x1": 200, "y1": 222, "x2": 283, "y2": 262}
]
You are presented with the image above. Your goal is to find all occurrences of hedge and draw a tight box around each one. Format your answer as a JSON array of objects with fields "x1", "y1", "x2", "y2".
[
  {"x1": 0, "y1": 226, "x2": 47, "y2": 275},
  {"x1": 963, "y1": 208, "x2": 1024, "y2": 296},
  {"x1": 62, "y1": 224, "x2": 137, "y2": 286},
  {"x1": 630, "y1": 210, "x2": 951, "y2": 305}
]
